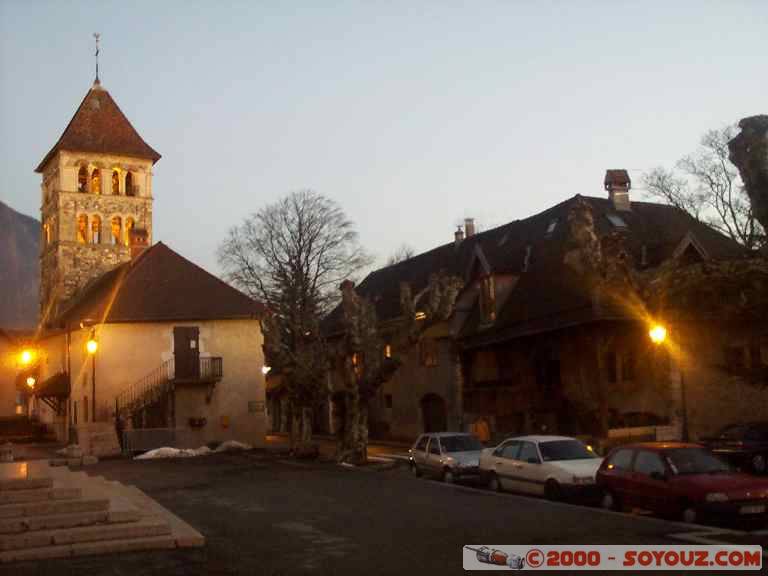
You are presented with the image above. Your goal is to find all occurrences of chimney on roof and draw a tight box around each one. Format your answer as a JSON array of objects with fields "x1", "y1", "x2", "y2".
[
  {"x1": 129, "y1": 228, "x2": 149, "y2": 260},
  {"x1": 464, "y1": 218, "x2": 476, "y2": 238},
  {"x1": 604, "y1": 169, "x2": 632, "y2": 212},
  {"x1": 454, "y1": 226, "x2": 465, "y2": 247}
]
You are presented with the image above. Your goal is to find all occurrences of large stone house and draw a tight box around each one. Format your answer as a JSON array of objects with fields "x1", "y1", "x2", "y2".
[
  {"x1": 20, "y1": 78, "x2": 268, "y2": 450},
  {"x1": 323, "y1": 170, "x2": 766, "y2": 443}
]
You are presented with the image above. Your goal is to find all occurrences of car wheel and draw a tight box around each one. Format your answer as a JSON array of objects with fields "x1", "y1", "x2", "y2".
[
  {"x1": 751, "y1": 454, "x2": 766, "y2": 474},
  {"x1": 411, "y1": 462, "x2": 421, "y2": 477},
  {"x1": 680, "y1": 502, "x2": 698, "y2": 524},
  {"x1": 544, "y1": 479, "x2": 562, "y2": 501},
  {"x1": 488, "y1": 472, "x2": 502, "y2": 493},
  {"x1": 601, "y1": 489, "x2": 621, "y2": 512},
  {"x1": 443, "y1": 468, "x2": 455, "y2": 484}
]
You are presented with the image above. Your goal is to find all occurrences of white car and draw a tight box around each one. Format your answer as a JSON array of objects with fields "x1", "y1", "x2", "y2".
[{"x1": 479, "y1": 435, "x2": 603, "y2": 500}]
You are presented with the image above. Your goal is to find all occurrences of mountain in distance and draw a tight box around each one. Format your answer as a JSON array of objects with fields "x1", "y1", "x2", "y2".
[{"x1": 0, "y1": 200, "x2": 39, "y2": 329}]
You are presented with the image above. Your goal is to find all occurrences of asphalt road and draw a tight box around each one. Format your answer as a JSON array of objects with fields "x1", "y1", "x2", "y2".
[{"x1": 14, "y1": 450, "x2": 767, "y2": 576}]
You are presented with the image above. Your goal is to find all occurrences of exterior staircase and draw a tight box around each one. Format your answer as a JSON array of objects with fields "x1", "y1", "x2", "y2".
[
  {"x1": 115, "y1": 357, "x2": 223, "y2": 428},
  {"x1": 0, "y1": 460, "x2": 203, "y2": 562}
]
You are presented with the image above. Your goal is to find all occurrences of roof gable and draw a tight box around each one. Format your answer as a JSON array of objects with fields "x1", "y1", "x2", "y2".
[
  {"x1": 36, "y1": 83, "x2": 161, "y2": 173},
  {"x1": 57, "y1": 242, "x2": 263, "y2": 325}
]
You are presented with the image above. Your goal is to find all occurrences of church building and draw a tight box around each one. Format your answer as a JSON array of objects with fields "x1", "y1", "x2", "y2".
[{"x1": 24, "y1": 75, "x2": 267, "y2": 452}]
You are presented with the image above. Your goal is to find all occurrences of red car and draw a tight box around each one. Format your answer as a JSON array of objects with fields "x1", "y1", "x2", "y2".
[{"x1": 596, "y1": 442, "x2": 768, "y2": 524}]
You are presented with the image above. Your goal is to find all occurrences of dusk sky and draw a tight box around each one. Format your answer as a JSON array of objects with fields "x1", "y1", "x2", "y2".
[{"x1": 1, "y1": 1, "x2": 766, "y2": 276}]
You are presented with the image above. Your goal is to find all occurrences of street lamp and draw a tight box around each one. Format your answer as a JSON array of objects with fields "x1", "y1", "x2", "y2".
[
  {"x1": 86, "y1": 331, "x2": 98, "y2": 422},
  {"x1": 648, "y1": 322, "x2": 688, "y2": 441},
  {"x1": 19, "y1": 348, "x2": 36, "y2": 367},
  {"x1": 26, "y1": 376, "x2": 36, "y2": 388}
]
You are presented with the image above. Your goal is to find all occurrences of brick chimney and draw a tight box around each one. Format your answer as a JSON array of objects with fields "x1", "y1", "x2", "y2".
[
  {"x1": 454, "y1": 226, "x2": 465, "y2": 247},
  {"x1": 604, "y1": 169, "x2": 631, "y2": 212},
  {"x1": 128, "y1": 228, "x2": 149, "y2": 260},
  {"x1": 464, "y1": 218, "x2": 476, "y2": 238}
]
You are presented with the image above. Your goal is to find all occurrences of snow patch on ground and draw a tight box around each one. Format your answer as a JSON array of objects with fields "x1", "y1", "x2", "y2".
[{"x1": 134, "y1": 441, "x2": 252, "y2": 460}]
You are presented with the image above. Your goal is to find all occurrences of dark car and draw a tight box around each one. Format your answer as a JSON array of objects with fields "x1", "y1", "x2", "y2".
[
  {"x1": 596, "y1": 442, "x2": 768, "y2": 525},
  {"x1": 702, "y1": 422, "x2": 768, "y2": 474}
]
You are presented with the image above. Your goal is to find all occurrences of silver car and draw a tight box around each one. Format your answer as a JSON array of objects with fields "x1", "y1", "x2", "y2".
[{"x1": 409, "y1": 432, "x2": 483, "y2": 483}]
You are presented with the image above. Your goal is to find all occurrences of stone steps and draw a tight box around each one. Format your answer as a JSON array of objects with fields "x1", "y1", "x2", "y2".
[
  {"x1": 0, "y1": 518, "x2": 171, "y2": 551},
  {"x1": 0, "y1": 509, "x2": 140, "y2": 535},
  {"x1": 0, "y1": 460, "x2": 204, "y2": 563},
  {"x1": 0, "y1": 487, "x2": 80, "y2": 505}
]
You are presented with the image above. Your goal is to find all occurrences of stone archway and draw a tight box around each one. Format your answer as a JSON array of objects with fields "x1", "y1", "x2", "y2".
[{"x1": 420, "y1": 393, "x2": 447, "y2": 433}]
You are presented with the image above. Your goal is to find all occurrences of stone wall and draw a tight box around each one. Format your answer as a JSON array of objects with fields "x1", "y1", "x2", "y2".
[{"x1": 38, "y1": 150, "x2": 155, "y2": 323}]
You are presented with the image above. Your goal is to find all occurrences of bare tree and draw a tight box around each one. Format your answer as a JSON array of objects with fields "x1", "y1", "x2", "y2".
[
  {"x1": 218, "y1": 190, "x2": 371, "y2": 451},
  {"x1": 643, "y1": 125, "x2": 765, "y2": 251},
  {"x1": 386, "y1": 244, "x2": 415, "y2": 266}
]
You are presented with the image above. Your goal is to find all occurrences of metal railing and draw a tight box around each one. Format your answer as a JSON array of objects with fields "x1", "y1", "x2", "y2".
[{"x1": 115, "y1": 357, "x2": 224, "y2": 419}]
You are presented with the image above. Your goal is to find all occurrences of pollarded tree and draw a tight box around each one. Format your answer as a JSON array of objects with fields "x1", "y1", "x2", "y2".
[{"x1": 218, "y1": 190, "x2": 370, "y2": 451}]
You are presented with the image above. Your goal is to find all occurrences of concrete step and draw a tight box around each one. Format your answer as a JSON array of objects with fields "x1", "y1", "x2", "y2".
[
  {"x1": 0, "y1": 498, "x2": 109, "y2": 519},
  {"x1": 0, "y1": 518, "x2": 171, "y2": 551},
  {"x1": 0, "y1": 487, "x2": 80, "y2": 505},
  {"x1": 0, "y1": 462, "x2": 53, "y2": 492},
  {"x1": 0, "y1": 534, "x2": 177, "y2": 563},
  {"x1": 0, "y1": 508, "x2": 141, "y2": 535},
  {"x1": 95, "y1": 479, "x2": 204, "y2": 548}
]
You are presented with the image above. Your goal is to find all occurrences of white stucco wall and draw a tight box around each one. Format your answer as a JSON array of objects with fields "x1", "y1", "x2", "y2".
[{"x1": 35, "y1": 318, "x2": 266, "y2": 447}]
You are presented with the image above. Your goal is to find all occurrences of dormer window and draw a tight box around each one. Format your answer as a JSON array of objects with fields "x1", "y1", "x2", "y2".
[{"x1": 479, "y1": 275, "x2": 496, "y2": 323}]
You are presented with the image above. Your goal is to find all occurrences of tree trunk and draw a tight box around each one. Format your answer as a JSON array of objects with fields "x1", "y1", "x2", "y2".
[
  {"x1": 337, "y1": 386, "x2": 369, "y2": 465},
  {"x1": 301, "y1": 407, "x2": 313, "y2": 445}
]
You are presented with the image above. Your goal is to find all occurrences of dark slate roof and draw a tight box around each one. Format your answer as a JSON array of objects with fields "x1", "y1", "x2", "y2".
[
  {"x1": 36, "y1": 83, "x2": 161, "y2": 173},
  {"x1": 324, "y1": 194, "x2": 745, "y2": 338},
  {"x1": 57, "y1": 242, "x2": 264, "y2": 326}
]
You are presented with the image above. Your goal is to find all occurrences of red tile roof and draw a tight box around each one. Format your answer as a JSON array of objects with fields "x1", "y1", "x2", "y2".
[
  {"x1": 35, "y1": 83, "x2": 161, "y2": 173},
  {"x1": 57, "y1": 242, "x2": 264, "y2": 326}
]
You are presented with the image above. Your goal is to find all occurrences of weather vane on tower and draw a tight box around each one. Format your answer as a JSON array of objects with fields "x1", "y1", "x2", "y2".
[{"x1": 93, "y1": 32, "x2": 101, "y2": 84}]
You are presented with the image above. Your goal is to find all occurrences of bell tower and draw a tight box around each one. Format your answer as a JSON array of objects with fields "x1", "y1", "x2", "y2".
[{"x1": 36, "y1": 76, "x2": 161, "y2": 326}]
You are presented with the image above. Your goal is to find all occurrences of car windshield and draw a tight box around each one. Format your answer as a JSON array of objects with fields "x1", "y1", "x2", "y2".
[
  {"x1": 538, "y1": 440, "x2": 597, "y2": 461},
  {"x1": 665, "y1": 448, "x2": 732, "y2": 475},
  {"x1": 440, "y1": 435, "x2": 482, "y2": 453}
]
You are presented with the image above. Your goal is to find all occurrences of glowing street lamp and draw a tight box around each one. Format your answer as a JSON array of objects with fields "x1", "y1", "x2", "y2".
[
  {"x1": 85, "y1": 330, "x2": 98, "y2": 422},
  {"x1": 649, "y1": 324, "x2": 667, "y2": 345},
  {"x1": 26, "y1": 376, "x2": 36, "y2": 388},
  {"x1": 19, "y1": 349, "x2": 35, "y2": 366},
  {"x1": 86, "y1": 338, "x2": 98, "y2": 355}
]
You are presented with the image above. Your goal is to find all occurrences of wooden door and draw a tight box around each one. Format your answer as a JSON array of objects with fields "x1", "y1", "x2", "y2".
[{"x1": 174, "y1": 327, "x2": 200, "y2": 380}]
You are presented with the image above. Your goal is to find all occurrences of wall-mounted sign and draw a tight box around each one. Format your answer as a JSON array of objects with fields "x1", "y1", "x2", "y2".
[{"x1": 248, "y1": 401, "x2": 265, "y2": 414}]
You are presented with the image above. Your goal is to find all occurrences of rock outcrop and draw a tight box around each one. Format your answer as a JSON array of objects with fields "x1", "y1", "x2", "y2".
[
  {"x1": 728, "y1": 115, "x2": 768, "y2": 241},
  {"x1": 0, "y1": 201, "x2": 39, "y2": 329}
]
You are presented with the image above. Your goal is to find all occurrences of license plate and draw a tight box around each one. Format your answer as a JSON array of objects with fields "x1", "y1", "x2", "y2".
[{"x1": 739, "y1": 505, "x2": 765, "y2": 515}]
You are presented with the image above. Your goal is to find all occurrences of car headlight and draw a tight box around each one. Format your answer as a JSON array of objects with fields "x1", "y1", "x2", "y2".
[
  {"x1": 705, "y1": 492, "x2": 729, "y2": 503},
  {"x1": 572, "y1": 475, "x2": 594, "y2": 485}
]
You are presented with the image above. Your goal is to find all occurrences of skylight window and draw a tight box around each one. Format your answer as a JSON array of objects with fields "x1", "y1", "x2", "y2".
[
  {"x1": 606, "y1": 214, "x2": 628, "y2": 228},
  {"x1": 546, "y1": 219, "x2": 558, "y2": 235}
]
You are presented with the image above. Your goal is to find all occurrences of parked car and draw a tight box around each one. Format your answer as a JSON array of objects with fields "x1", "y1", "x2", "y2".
[
  {"x1": 479, "y1": 435, "x2": 603, "y2": 500},
  {"x1": 409, "y1": 432, "x2": 483, "y2": 483},
  {"x1": 701, "y1": 422, "x2": 768, "y2": 474},
  {"x1": 597, "y1": 442, "x2": 768, "y2": 524}
]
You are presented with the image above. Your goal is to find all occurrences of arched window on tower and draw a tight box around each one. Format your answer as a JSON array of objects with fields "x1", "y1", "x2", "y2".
[
  {"x1": 111, "y1": 216, "x2": 122, "y2": 245},
  {"x1": 111, "y1": 170, "x2": 120, "y2": 195},
  {"x1": 124, "y1": 217, "x2": 135, "y2": 246},
  {"x1": 125, "y1": 172, "x2": 135, "y2": 196},
  {"x1": 78, "y1": 166, "x2": 87, "y2": 192},
  {"x1": 91, "y1": 169, "x2": 101, "y2": 195},
  {"x1": 90, "y1": 216, "x2": 101, "y2": 244},
  {"x1": 43, "y1": 221, "x2": 51, "y2": 246},
  {"x1": 77, "y1": 215, "x2": 88, "y2": 244}
]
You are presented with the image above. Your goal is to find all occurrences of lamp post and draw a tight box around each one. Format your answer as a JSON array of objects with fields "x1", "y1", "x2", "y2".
[
  {"x1": 86, "y1": 332, "x2": 98, "y2": 422},
  {"x1": 649, "y1": 322, "x2": 688, "y2": 442}
]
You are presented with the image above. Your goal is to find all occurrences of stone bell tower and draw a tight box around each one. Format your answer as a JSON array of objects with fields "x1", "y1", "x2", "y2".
[{"x1": 35, "y1": 76, "x2": 161, "y2": 326}]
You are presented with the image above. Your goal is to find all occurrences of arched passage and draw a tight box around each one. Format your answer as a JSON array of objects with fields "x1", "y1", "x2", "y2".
[{"x1": 420, "y1": 393, "x2": 447, "y2": 433}]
